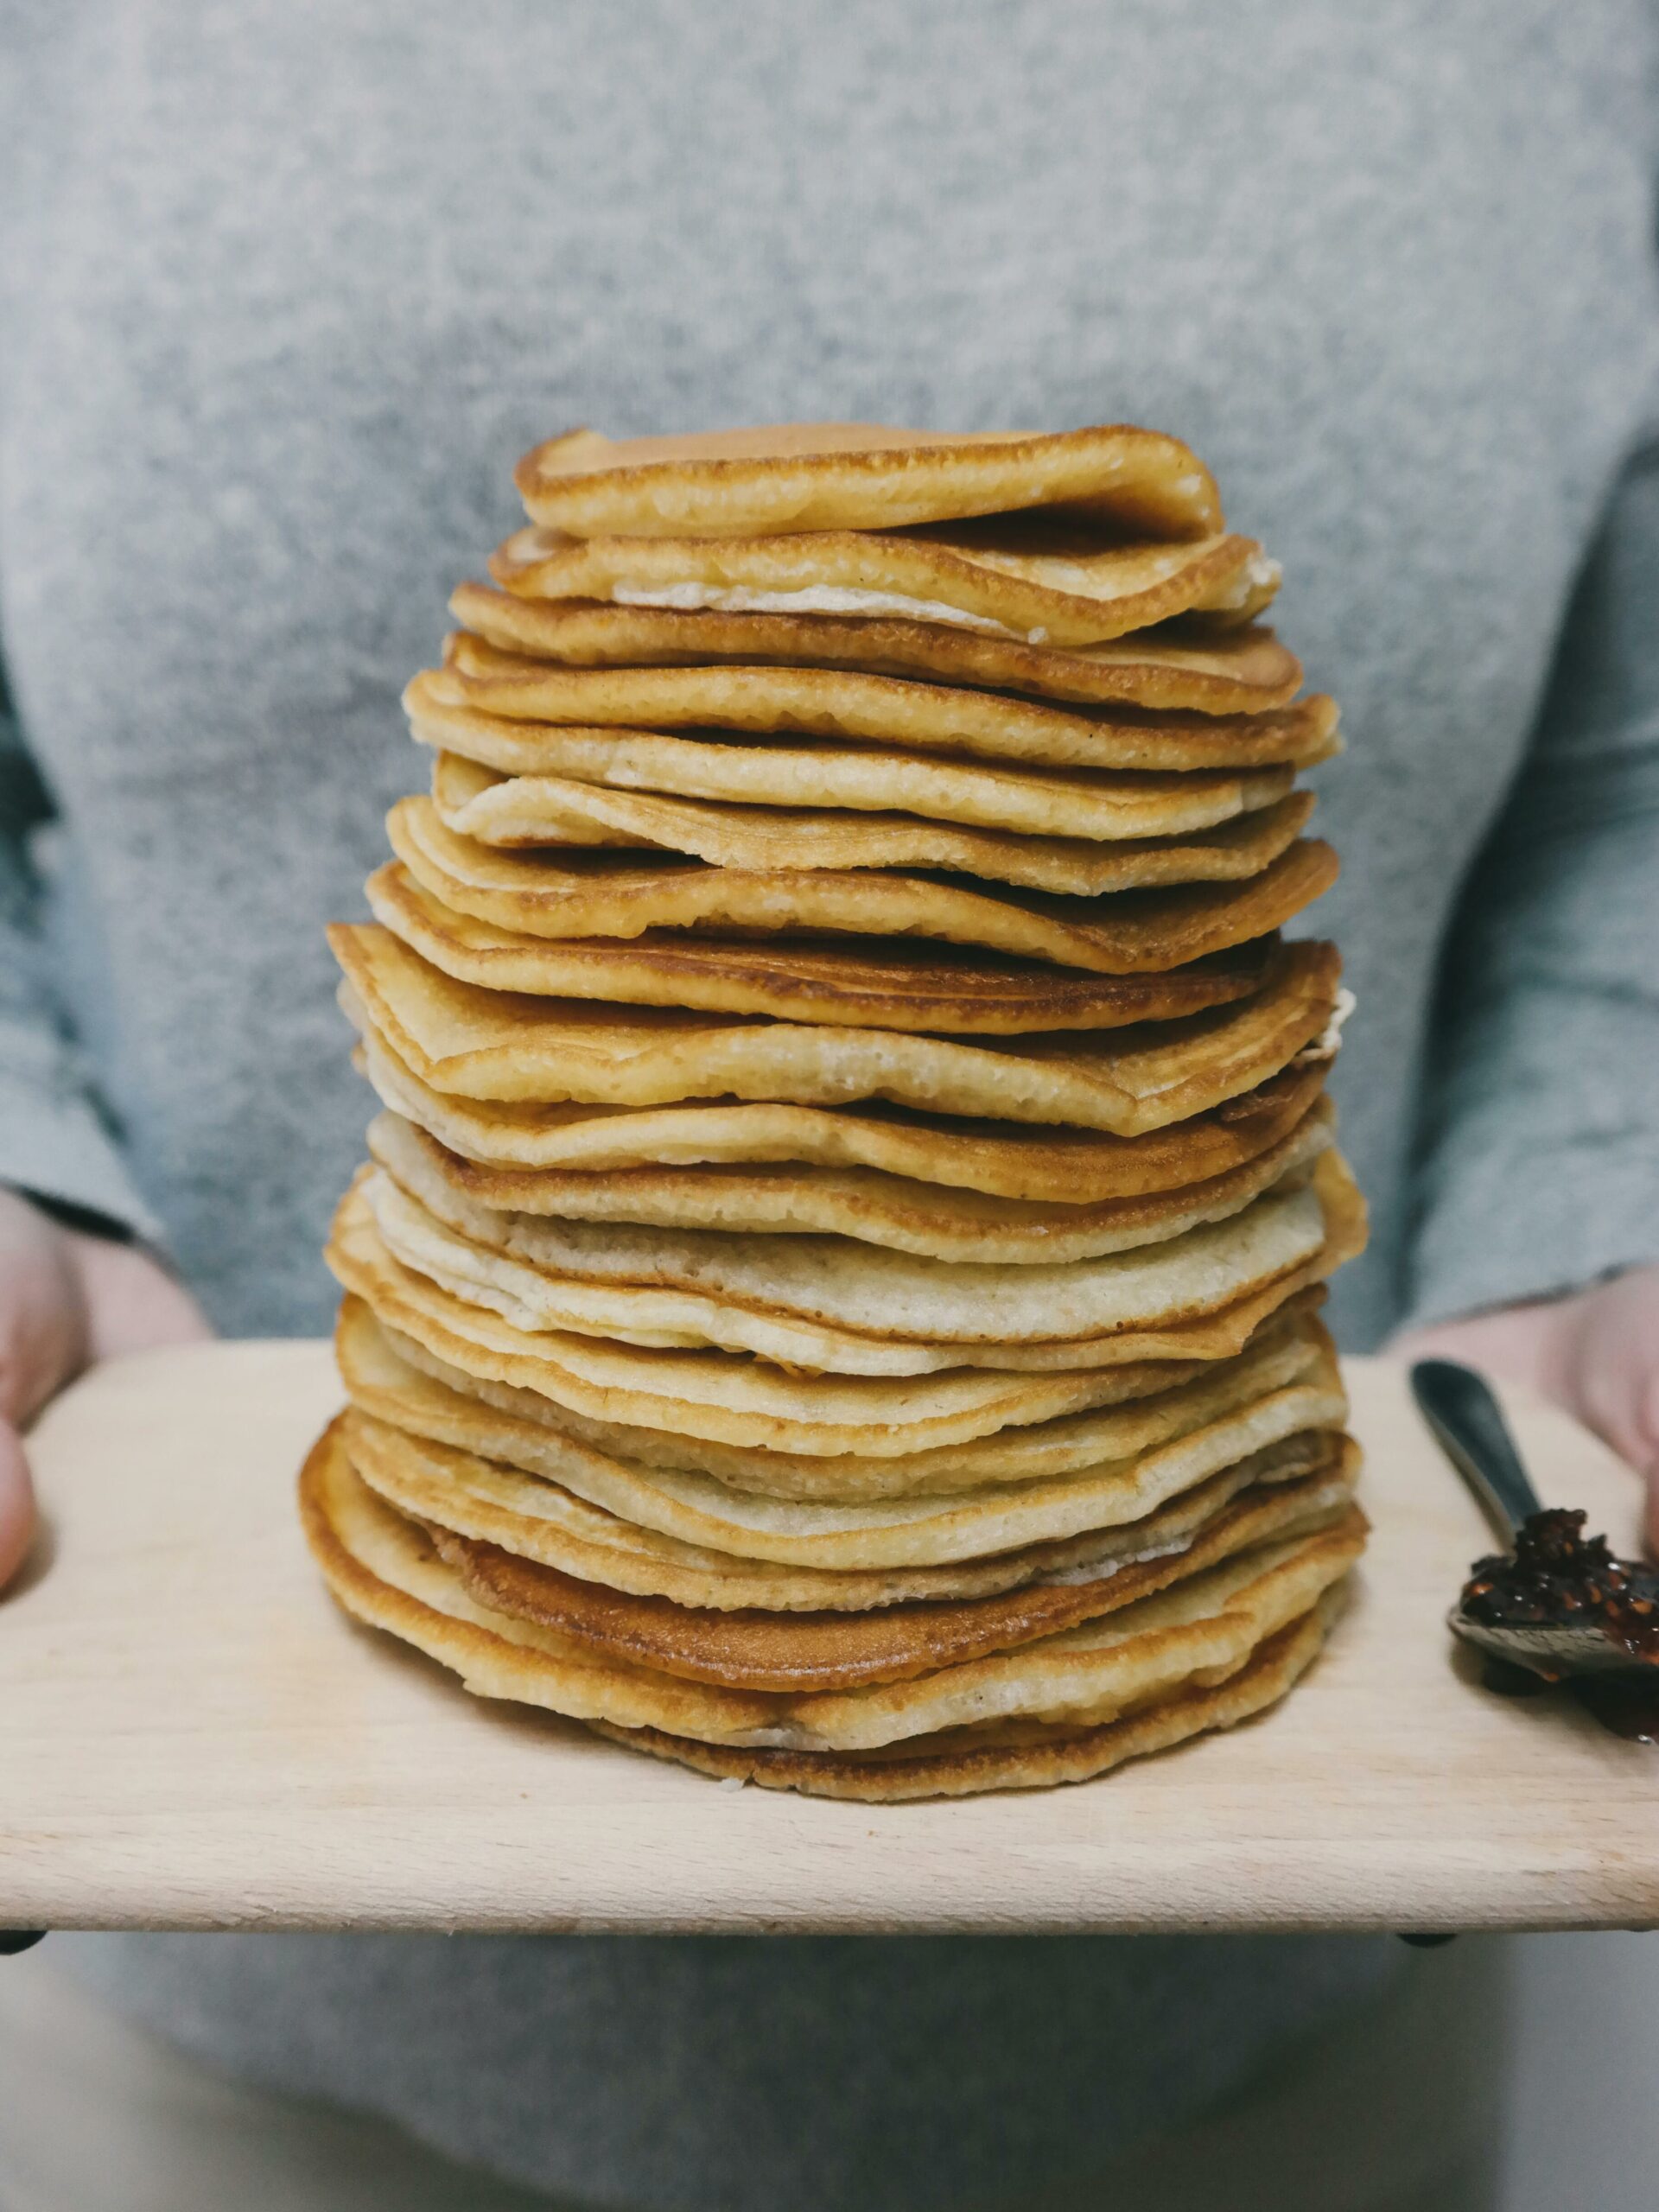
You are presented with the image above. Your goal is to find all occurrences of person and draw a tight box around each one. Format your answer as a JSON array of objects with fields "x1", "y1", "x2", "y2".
[{"x1": 0, "y1": 4, "x2": 1655, "y2": 2206}]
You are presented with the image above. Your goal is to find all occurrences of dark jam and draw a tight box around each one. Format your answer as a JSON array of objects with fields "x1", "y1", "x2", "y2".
[{"x1": 1461, "y1": 1510, "x2": 1659, "y2": 1665}]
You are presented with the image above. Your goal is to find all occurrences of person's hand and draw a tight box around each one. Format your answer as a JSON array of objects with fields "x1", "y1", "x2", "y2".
[
  {"x1": 1391, "y1": 1264, "x2": 1659, "y2": 1548},
  {"x1": 0, "y1": 1188, "x2": 210, "y2": 1588}
]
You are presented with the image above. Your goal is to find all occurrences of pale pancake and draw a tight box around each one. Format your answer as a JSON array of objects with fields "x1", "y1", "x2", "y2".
[
  {"x1": 590, "y1": 1597, "x2": 1340, "y2": 1800},
  {"x1": 340, "y1": 1194, "x2": 1353, "y2": 1539},
  {"x1": 326, "y1": 1176, "x2": 1364, "y2": 1455},
  {"x1": 389, "y1": 794, "x2": 1337, "y2": 976},
  {"x1": 351, "y1": 1008, "x2": 1332, "y2": 1201},
  {"x1": 437, "y1": 638, "x2": 1341, "y2": 774},
  {"x1": 512, "y1": 422, "x2": 1223, "y2": 540},
  {"x1": 363, "y1": 1096, "x2": 1334, "y2": 1264},
  {"x1": 429, "y1": 753, "x2": 1316, "y2": 899},
  {"x1": 452, "y1": 588, "x2": 1302, "y2": 715},
  {"x1": 358, "y1": 1155, "x2": 1345, "y2": 1372},
  {"x1": 405, "y1": 679, "x2": 1304, "y2": 840},
  {"x1": 302, "y1": 1425, "x2": 1361, "y2": 1751},
  {"x1": 490, "y1": 521, "x2": 1278, "y2": 647},
  {"x1": 434, "y1": 1460, "x2": 1357, "y2": 1688},
  {"x1": 340, "y1": 1306, "x2": 1339, "y2": 1606},
  {"x1": 346, "y1": 1385, "x2": 1344, "y2": 1616},
  {"x1": 366, "y1": 1390, "x2": 1345, "y2": 1574},
  {"x1": 366, "y1": 861, "x2": 1288, "y2": 1036},
  {"x1": 339, "y1": 1300, "x2": 1349, "y2": 1570},
  {"x1": 342, "y1": 1293, "x2": 1332, "y2": 1499},
  {"x1": 367, "y1": 1094, "x2": 1335, "y2": 1263}
]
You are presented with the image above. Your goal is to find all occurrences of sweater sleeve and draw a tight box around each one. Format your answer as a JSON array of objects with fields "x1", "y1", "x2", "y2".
[
  {"x1": 1403, "y1": 421, "x2": 1659, "y2": 1325},
  {"x1": 0, "y1": 671, "x2": 161, "y2": 1241}
]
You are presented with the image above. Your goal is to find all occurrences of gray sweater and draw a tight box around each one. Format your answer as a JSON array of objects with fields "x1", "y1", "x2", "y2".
[{"x1": 3, "y1": 3, "x2": 1657, "y2": 2204}]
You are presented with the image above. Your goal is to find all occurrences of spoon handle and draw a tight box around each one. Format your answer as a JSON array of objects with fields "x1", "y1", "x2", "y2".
[{"x1": 1409, "y1": 1360, "x2": 1544, "y2": 1541}]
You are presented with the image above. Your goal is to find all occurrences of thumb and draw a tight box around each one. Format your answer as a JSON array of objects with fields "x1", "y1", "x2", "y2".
[{"x1": 0, "y1": 1420, "x2": 36, "y2": 1591}]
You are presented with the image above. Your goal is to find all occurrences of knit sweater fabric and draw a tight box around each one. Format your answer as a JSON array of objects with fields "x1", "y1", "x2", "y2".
[{"x1": 3, "y1": 3, "x2": 1657, "y2": 2204}]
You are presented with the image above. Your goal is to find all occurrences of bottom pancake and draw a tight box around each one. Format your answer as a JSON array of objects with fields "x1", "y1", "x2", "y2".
[
  {"x1": 588, "y1": 1593, "x2": 1341, "y2": 1802},
  {"x1": 302, "y1": 1416, "x2": 1363, "y2": 1770}
]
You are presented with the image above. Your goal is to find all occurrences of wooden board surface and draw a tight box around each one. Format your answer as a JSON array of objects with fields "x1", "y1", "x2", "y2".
[{"x1": 3, "y1": 1342, "x2": 1656, "y2": 1936}]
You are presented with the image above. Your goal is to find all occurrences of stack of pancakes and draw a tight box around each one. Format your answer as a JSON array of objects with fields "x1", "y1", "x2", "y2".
[{"x1": 302, "y1": 423, "x2": 1369, "y2": 1801}]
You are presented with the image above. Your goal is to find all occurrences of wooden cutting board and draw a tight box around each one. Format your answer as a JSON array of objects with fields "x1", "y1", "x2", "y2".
[{"x1": 3, "y1": 1343, "x2": 1655, "y2": 1936}]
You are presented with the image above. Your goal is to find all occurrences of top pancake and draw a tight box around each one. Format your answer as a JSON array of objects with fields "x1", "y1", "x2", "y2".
[
  {"x1": 435, "y1": 638, "x2": 1338, "y2": 774},
  {"x1": 512, "y1": 423, "x2": 1224, "y2": 541},
  {"x1": 452, "y1": 588, "x2": 1301, "y2": 715},
  {"x1": 490, "y1": 522, "x2": 1280, "y2": 649}
]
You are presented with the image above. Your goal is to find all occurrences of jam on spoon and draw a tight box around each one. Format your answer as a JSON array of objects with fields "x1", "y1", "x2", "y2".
[
  {"x1": 1411, "y1": 1360, "x2": 1659, "y2": 1742},
  {"x1": 1460, "y1": 1509, "x2": 1659, "y2": 1668}
]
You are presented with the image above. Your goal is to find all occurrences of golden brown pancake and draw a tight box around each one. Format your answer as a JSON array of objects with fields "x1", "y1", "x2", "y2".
[
  {"x1": 588, "y1": 1597, "x2": 1341, "y2": 1801},
  {"x1": 405, "y1": 678, "x2": 1306, "y2": 839},
  {"x1": 429, "y1": 753, "x2": 1316, "y2": 899},
  {"x1": 489, "y1": 520, "x2": 1279, "y2": 647},
  {"x1": 387, "y1": 792, "x2": 1338, "y2": 976},
  {"x1": 366, "y1": 859, "x2": 1293, "y2": 1035},
  {"x1": 512, "y1": 422, "x2": 1224, "y2": 540},
  {"x1": 332, "y1": 920, "x2": 1339, "y2": 1130},
  {"x1": 435, "y1": 636, "x2": 1340, "y2": 774},
  {"x1": 451, "y1": 587, "x2": 1302, "y2": 715},
  {"x1": 352, "y1": 1010, "x2": 1332, "y2": 1203}
]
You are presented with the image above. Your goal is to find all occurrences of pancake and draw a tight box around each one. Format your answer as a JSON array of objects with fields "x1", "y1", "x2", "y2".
[
  {"x1": 452, "y1": 588, "x2": 1302, "y2": 716},
  {"x1": 388, "y1": 793, "x2": 1337, "y2": 975},
  {"x1": 512, "y1": 422, "x2": 1224, "y2": 540},
  {"x1": 366, "y1": 860, "x2": 1290, "y2": 1036},
  {"x1": 351, "y1": 1007, "x2": 1332, "y2": 1200},
  {"x1": 437, "y1": 637, "x2": 1336, "y2": 774},
  {"x1": 427, "y1": 1456, "x2": 1356, "y2": 1688},
  {"x1": 302, "y1": 1422, "x2": 1361, "y2": 1751},
  {"x1": 343, "y1": 1373, "x2": 1345, "y2": 1614},
  {"x1": 357, "y1": 1154, "x2": 1347, "y2": 1372},
  {"x1": 334, "y1": 922, "x2": 1337, "y2": 1134},
  {"x1": 589, "y1": 1596, "x2": 1341, "y2": 1800},
  {"x1": 362, "y1": 1095, "x2": 1334, "y2": 1264},
  {"x1": 489, "y1": 520, "x2": 1279, "y2": 648},
  {"x1": 341, "y1": 1292, "x2": 1332, "y2": 1499},
  {"x1": 428, "y1": 753, "x2": 1317, "y2": 899},
  {"x1": 436, "y1": 637, "x2": 1341, "y2": 774},
  {"x1": 404, "y1": 682, "x2": 1302, "y2": 840},
  {"x1": 340, "y1": 1305, "x2": 1349, "y2": 1573},
  {"x1": 326, "y1": 1179, "x2": 1363, "y2": 1455}
]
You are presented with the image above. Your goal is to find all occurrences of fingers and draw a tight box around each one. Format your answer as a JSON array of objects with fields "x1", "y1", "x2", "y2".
[
  {"x1": 0, "y1": 1421, "x2": 36, "y2": 1590},
  {"x1": 0, "y1": 1191, "x2": 88, "y2": 1428},
  {"x1": 66, "y1": 1235, "x2": 213, "y2": 1363}
]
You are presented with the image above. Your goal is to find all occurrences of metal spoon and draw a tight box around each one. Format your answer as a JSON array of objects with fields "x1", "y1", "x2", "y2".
[{"x1": 1408, "y1": 1358, "x2": 1655, "y2": 1678}]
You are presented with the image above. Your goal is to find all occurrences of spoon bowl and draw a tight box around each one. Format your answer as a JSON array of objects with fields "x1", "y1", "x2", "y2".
[{"x1": 1410, "y1": 1360, "x2": 1659, "y2": 1684}]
